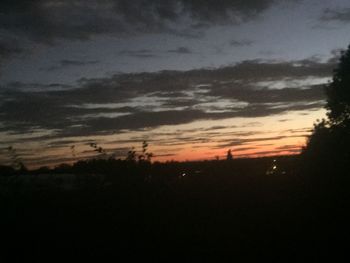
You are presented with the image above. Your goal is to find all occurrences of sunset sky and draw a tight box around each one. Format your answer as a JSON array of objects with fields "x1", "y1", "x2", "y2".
[{"x1": 1, "y1": 0, "x2": 350, "y2": 168}]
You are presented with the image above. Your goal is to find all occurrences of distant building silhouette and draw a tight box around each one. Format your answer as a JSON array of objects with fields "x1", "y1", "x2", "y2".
[{"x1": 226, "y1": 149, "x2": 233, "y2": 161}]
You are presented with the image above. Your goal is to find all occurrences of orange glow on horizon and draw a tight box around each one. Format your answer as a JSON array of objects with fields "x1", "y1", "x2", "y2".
[{"x1": 4, "y1": 108, "x2": 326, "y2": 170}]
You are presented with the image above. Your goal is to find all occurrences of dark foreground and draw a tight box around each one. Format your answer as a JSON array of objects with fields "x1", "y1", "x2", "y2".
[{"x1": 2, "y1": 156, "x2": 350, "y2": 260}]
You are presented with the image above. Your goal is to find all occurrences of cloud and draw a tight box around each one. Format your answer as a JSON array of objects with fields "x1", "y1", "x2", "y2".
[
  {"x1": 59, "y1": 59, "x2": 99, "y2": 67},
  {"x1": 167, "y1": 47, "x2": 192, "y2": 54},
  {"x1": 42, "y1": 59, "x2": 99, "y2": 71},
  {"x1": 320, "y1": 8, "x2": 350, "y2": 23},
  {"x1": 178, "y1": 0, "x2": 281, "y2": 24},
  {"x1": 229, "y1": 39, "x2": 254, "y2": 47},
  {"x1": 0, "y1": 0, "x2": 298, "y2": 44},
  {"x1": 231, "y1": 146, "x2": 257, "y2": 152},
  {"x1": 118, "y1": 49, "x2": 157, "y2": 58},
  {"x1": 6, "y1": 81, "x2": 73, "y2": 92},
  {"x1": 236, "y1": 148, "x2": 301, "y2": 157},
  {"x1": 0, "y1": 57, "x2": 331, "y2": 140},
  {"x1": 214, "y1": 134, "x2": 306, "y2": 149},
  {"x1": 0, "y1": 36, "x2": 23, "y2": 72},
  {"x1": 275, "y1": 145, "x2": 300, "y2": 150},
  {"x1": 0, "y1": 0, "x2": 301, "y2": 73},
  {"x1": 0, "y1": 39, "x2": 22, "y2": 60}
]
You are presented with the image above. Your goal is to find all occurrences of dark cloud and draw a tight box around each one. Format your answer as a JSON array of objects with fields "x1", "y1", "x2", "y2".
[
  {"x1": 153, "y1": 153, "x2": 177, "y2": 158},
  {"x1": 0, "y1": 39, "x2": 22, "y2": 60},
  {"x1": 178, "y1": 0, "x2": 279, "y2": 24},
  {"x1": 167, "y1": 47, "x2": 192, "y2": 54},
  {"x1": 236, "y1": 148, "x2": 301, "y2": 157},
  {"x1": 231, "y1": 146, "x2": 257, "y2": 152},
  {"x1": 0, "y1": 0, "x2": 297, "y2": 44},
  {"x1": 0, "y1": 57, "x2": 332, "y2": 144},
  {"x1": 0, "y1": 1, "x2": 121, "y2": 43},
  {"x1": 23, "y1": 155, "x2": 79, "y2": 168},
  {"x1": 275, "y1": 145, "x2": 300, "y2": 150},
  {"x1": 78, "y1": 56, "x2": 335, "y2": 97},
  {"x1": 218, "y1": 58, "x2": 334, "y2": 79},
  {"x1": 320, "y1": 8, "x2": 350, "y2": 23},
  {"x1": 118, "y1": 49, "x2": 157, "y2": 58},
  {"x1": 0, "y1": 36, "x2": 23, "y2": 72},
  {"x1": 46, "y1": 139, "x2": 97, "y2": 147},
  {"x1": 214, "y1": 134, "x2": 306, "y2": 149},
  {"x1": 6, "y1": 81, "x2": 73, "y2": 92},
  {"x1": 230, "y1": 39, "x2": 254, "y2": 47},
  {"x1": 42, "y1": 59, "x2": 99, "y2": 72},
  {"x1": 203, "y1": 125, "x2": 230, "y2": 131},
  {"x1": 59, "y1": 59, "x2": 99, "y2": 67},
  {"x1": 283, "y1": 127, "x2": 311, "y2": 134},
  {"x1": 207, "y1": 84, "x2": 326, "y2": 104}
]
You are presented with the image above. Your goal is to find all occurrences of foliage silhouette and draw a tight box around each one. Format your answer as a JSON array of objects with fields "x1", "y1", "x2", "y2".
[
  {"x1": 88, "y1": 142, "x2": 107, "y2": 158},
  {"x1": 326, "y1": 45, "x2": 350, "y2": 126},
  {"x1": 6, "y1": 146, "x2": 27, "y2": 172},
  {"x1": 125, "y1": 141, "x2": 153, "y2": 164},
  {"x1": 302, "y1": 44, "x2": 350, "y2": 179},
  {"x1": 126, "y1": 147, "x2": 137, "y2": 162},
  {"x1": 138, "y1": 141, "x2": 153, "y2": 163}
]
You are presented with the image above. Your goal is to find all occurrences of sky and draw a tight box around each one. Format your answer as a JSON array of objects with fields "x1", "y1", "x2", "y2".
[{"x1": 1, "y1": 0, "x2": 350, "y2": 168}]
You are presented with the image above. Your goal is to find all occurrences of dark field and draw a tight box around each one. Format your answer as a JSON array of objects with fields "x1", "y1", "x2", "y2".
[{"x1": 2, "y1": 156, "x2": 350, "y2": 260}]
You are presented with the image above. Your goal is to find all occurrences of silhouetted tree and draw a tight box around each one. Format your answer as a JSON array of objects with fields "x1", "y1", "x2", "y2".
[
  {"x1": 303, "y1": 44, "x2": 350, "y2": 175},
  {"x1": 89, "y1": 142, "x2": 105, "y2": 154},
  {"x1": 326, "y1": 45, "x2": 350, "y2": 126},
  {"x1": 7, "y1": 146, "x2": 26, "y2": 172},
  {"x1": 126, "y1": 147, "x2": 137, "y2": 162},
  {"x1": 137, "y1": 141, "x2": 153, "y2": 163}
]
